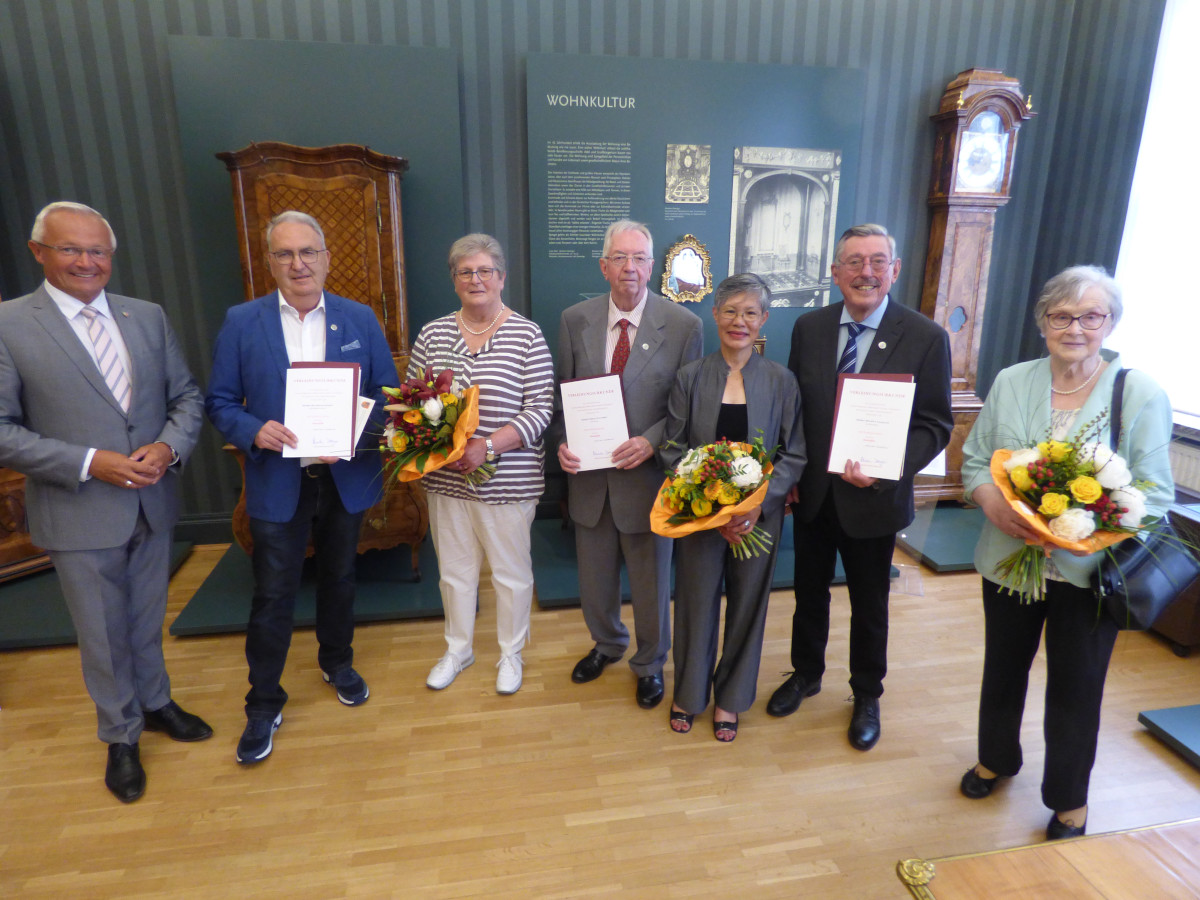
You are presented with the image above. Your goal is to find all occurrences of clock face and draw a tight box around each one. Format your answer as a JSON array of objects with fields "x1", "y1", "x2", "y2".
[{"x1": 955, "y1": 127, "x2": 1008, "y2": 194}]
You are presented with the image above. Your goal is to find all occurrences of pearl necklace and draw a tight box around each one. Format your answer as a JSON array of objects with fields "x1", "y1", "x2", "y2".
[
  {"x1": 1050, "y1": 357, "x2": 1102, "y2": 395},
  {"x1": 458, "y1": 304, "x2": 504, "y2": 335}
]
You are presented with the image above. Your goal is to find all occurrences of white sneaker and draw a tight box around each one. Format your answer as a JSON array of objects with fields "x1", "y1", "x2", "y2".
[
  {"x1": 496, "y1": 654, "x2": 523, "y2": 695},
  {"x1": 426, "y1": 652, "x2": 474, "y2": 690}
]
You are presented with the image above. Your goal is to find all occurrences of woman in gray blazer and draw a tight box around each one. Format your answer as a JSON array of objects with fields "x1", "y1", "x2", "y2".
[{"x1": 659, "y1": 274, "x2": 806, "y2": 740}]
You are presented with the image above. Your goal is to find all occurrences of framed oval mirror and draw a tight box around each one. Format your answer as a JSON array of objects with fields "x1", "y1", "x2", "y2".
[{"x1": 661, "y1": 234, "x2": 713, "y2": 303}]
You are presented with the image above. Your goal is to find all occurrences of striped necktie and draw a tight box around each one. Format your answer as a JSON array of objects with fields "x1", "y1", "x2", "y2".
[
  {"x1": 80, "y1": 305, "x2": 131, "y2": 412},
  {"x1": 837, "y1": 322, "x2": 866, "y2": 376}
]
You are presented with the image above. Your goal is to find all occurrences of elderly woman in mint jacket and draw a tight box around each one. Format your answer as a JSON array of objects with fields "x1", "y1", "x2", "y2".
[
  {"x1": 659, "y1": 273, "x2": 806, "y2": 742},
  {"x1": 959, "y1": 265, "x2": 1173, "y2": 841}
]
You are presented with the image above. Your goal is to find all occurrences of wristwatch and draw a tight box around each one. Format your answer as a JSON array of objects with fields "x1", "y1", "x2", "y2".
[{"x1": 485, "y1": 438, "x2": 497, "y2": 463}]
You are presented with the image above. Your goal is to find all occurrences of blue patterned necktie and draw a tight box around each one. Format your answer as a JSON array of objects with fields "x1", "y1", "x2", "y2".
[{"x1": 837, "y1": 322, "x2": 866, "y2": 376}]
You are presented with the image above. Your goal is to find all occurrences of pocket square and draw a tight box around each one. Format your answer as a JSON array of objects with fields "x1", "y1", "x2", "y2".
[{"x1": 340, "y1": 340, "x2": 362, "y2": 352}]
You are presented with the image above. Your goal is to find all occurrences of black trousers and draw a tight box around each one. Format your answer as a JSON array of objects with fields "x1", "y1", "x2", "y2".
[
  {"x1": 245, "y1": 465, "x2": 363, "y2": 719},
  {"x1": 790, "y1": 493, "x2": 896, "y2": 698},
  {"x1": 977, "y1": 576, "x2": 1118, "y2": 812}
]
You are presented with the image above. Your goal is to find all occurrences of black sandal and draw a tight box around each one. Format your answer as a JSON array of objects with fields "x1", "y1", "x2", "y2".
[
  {"x1": 713, "y1": 715, "x2": 738, "y2": 742},
  {"x1": 669, "y1": 708, "x2": 694, "y2": 734}
]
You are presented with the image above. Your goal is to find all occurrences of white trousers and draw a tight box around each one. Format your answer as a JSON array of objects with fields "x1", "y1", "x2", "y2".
[{"x1": 427, "y1": 493, "x2": 536, "y2": 661}]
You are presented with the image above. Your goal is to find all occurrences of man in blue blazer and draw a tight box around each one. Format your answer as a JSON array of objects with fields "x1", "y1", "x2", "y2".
[
  {"x1": 0, "y1": 202, "x2": 210, "y2": 803},
  {"x1": 552, "y1": 220, "x2": 703, "y2": 709},
  {"x1": 206, "y1": 211, "x2": 398, "y2": 764},
  {"x1": 768, "y1": 224, "x2": 952, "y2": 751}
]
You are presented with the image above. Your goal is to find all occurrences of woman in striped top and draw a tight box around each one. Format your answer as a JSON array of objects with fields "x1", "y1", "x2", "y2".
[{"x1": 410, "y1": 234, "x2": 555, "y2": 696}]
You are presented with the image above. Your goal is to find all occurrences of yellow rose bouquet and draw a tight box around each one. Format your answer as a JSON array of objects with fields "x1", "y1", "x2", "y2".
[
  {"x1": 650, "y1": 437, "x2": 775, "y2": 560},
  {"x1": 380, "y1": 367, "x2": 492, "y2": 485},
  {"x1": 989, "y1": 418, "x2": 1155, "y2": 601}
]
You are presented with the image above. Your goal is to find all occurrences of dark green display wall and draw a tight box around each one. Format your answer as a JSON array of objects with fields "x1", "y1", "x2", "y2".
[{"x1": 0, "y1": 0, "x2": 1166, "y2": 539}]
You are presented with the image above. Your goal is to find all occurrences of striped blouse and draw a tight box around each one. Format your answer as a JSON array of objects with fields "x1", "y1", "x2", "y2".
[{"x1": 407, "y1": 312, "x2": 554, "y2": 503}]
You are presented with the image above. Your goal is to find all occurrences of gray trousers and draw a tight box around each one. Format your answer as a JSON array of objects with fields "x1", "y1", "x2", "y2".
[
  {"x1": 50, "y1": 512, "x2": 172, "y2": 744},
  {"x1": 671, "y1": 504, "x2": 784, "y2": 714},
  {"x1": 575, "y1": 496, "x2": 673, "y2": 676}
]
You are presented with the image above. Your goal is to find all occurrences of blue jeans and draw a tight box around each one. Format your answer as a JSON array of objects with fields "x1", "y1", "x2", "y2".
[{"x1": 245, "y1": 465, "x2": 363, "y2": 718}]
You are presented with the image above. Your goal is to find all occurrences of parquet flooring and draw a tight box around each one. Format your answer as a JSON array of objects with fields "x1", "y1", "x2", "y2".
[{"x1": 1, "y1": 545, "x2": 1197, "y2": 898}]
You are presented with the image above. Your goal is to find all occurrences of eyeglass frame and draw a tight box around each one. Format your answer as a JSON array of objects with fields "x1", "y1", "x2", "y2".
[
  {"x1": 32, "y1": 242, "x2": 114, "y2": 262},
  {"x1": 268, "y1": 248, "x2": 328, "y2": 265},
  {"x1": 1043, "y1": 311, "x2": 1111, "y2": 331},
  {"x1": 453, "y1": 266, "x2": 502, "y2": 283},
  {"x1": 716, "y1": 307, "x2": 765, "y2": 324},
  {"x1": 602, "y1": 254, "x2": 653, "y2": 267},
  {"x1": 834, "y1": 254, "x2": 895, "y2": 274}
]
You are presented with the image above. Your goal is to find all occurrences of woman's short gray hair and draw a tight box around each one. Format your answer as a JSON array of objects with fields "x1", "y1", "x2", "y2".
[
  {"x1": 1033, "y1": 265, "x2": 1123, "y2": 328},
  {"x1": 448, "y1": 233, "x2": 506, "y2": 274},
  {"x1": 31, "y1": 201, "x2": 118, "y2": 250},
  {"x1": 714, "y1": 273, "x2": 772, "y2": 314},
  {"x1": 266, "y1": 210, "x2": 326, "y2": 249}
]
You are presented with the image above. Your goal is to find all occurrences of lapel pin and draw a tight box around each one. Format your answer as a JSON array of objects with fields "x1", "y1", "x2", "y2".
[
  {"x1": 331, "y1": 324, "x2": 338, "y2": 331},
  {"x1": 122, "y1": 311, "x2": 129, "y2": 317},
  {"x1": 878, "y1": 341, "x2": 887, "y2": 349},
  {"x1": 641, "y1": 342, "x2": 649, "y2": 350}
]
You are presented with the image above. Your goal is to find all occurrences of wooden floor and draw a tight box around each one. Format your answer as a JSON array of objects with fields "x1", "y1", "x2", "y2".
[{"x1": 1, "y1": 545, "x2": 1198, "y2": 899}]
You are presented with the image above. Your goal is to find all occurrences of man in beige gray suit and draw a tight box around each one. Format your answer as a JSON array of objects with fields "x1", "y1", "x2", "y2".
[
  {"x1": 553, "y1": 219, "x2": 703, "y2": 709},
  {"x1": 0, "y1": 202, "x2": 210, "y2": 803}
]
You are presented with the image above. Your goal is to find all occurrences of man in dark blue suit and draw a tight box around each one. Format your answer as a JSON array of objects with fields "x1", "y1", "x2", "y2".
[
  {"x1": 768, "y1": 224, "x2": 952, "y2": 751},
  {"x1": 206, "y1": 211, "x2": 398, "y2": 764}
]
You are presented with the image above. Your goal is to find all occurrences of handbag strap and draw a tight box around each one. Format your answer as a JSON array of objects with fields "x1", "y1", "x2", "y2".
[{"x1": 1109, "y1": 367, "x2": 1129, "y2": 452}]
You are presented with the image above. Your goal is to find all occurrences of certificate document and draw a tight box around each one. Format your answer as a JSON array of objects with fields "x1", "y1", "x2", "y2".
[
  {"x1": 827, "y1": 374, "x2": 915, "y2": 481},
  {"x1": 560, "y1": 374, "x2": 630, "y2": 471},
  {"x1": 283, "y1": 362, "x2": 360, "y2": 458}
]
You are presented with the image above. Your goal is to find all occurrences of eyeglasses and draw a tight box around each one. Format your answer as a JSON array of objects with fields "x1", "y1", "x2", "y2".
[
  {"x1": 453, "y1": 267, "x2": 500, "y2": 283},
  {"x1": 33, "y1": 242, "x2": 113, "y2": 261},
  {"x1": 1044, "y1": 311, "x2": 1110, "y2": 331},
  {"x1": 836, "y1": 255, "x2": 893, "y2": 274},
  {"x1": 717, "y1": 308, "x2": 763, "y2": 324},
  {"x1": 604, "y1": 254, "x2": 652, "y2": 267},
  {"x1": 269, "y1": 248, "x2": 327, "y2": 265}
]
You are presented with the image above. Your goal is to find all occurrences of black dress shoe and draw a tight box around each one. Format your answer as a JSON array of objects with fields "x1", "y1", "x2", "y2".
[
  {"x1": 636, "y1": 673, "x2": 664, "y2": 709},
  {"x1": 1046, "y1": 812, "x2": 1086, "y2": 840},
  {"x1": 960, "y1": 766, "x2": 1002, "y2": 799},
  {"x1": 105, "y1": 742, "x2": 146, "y2": 803},
  {"x1": 144, "y1": 700, "x2": 214, "y2": 742},
  {"x1": 766, "y1": 672, "x2": 821, "y2": 717},
  {"x1": 571, "y1": 648, "x2": 620, "y2": 684},
  {"x1": 848, "y1": 695, "x2": 881, "y2": 750}
]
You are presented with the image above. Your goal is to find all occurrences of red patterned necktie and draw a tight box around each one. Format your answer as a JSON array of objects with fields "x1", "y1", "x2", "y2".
[{"x1": 610, "y1": 319, "x2": 631, "y2": 375}]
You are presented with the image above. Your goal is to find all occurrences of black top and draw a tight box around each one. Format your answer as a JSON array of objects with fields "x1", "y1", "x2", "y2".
[{"x1": 716, "y1": 402, "x2": 748, "y2": 443}]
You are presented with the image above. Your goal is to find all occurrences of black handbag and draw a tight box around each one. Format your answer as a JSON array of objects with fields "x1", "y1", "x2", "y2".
[{"x1": 1090, "y1": 369, "x2": 1200, "y2": 629}]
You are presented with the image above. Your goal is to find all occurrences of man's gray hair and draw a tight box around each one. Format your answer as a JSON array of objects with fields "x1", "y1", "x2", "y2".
[
  {"x1": 601, "y1": 219, "x2": 654, "y2": 259},
  {"x1": 1033, "y1": 265, "x2": 1123, "y2": 328},
  {"x1": 833, "y1": 223, "x2": 896, "y2": 263},
  {"x1": 31, "y1": 201, "x2": 117, "y2": 250},
  {"x1": 266, "y1": 210, "x2": 326, "y2": 249},
  {"x1": 448, "y1": 233, "x2": 506, "y2": 274},
  {"x1": 714, "y1": 272, "x2": 772, "y2": 314}
]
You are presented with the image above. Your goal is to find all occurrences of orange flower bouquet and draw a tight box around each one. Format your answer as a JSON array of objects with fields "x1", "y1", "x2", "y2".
[
  {"x1": 380, "y1": 367, "x2": 491, "y2": 484},
  {"x1": 650, "y1": 437, "x2": 775, "y2": 559}
]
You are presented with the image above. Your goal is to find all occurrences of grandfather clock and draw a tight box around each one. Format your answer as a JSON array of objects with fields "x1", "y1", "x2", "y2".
[{"x1": 917, "y1": 68, "x2": 1035, "y2": 502}]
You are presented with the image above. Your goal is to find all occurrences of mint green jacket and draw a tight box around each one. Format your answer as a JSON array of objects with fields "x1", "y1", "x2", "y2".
[{"x1": 962, "y1": 349, "x2": 1175, "y2": 590}]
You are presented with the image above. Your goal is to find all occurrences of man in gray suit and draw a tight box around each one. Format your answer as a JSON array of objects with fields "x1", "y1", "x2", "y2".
[
  {"x1": 554, "y1": 219, "x2": 703, "y2": 708},
  {"x1": 0, "y1": 202, "x2": 210, "y2": 803}
]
